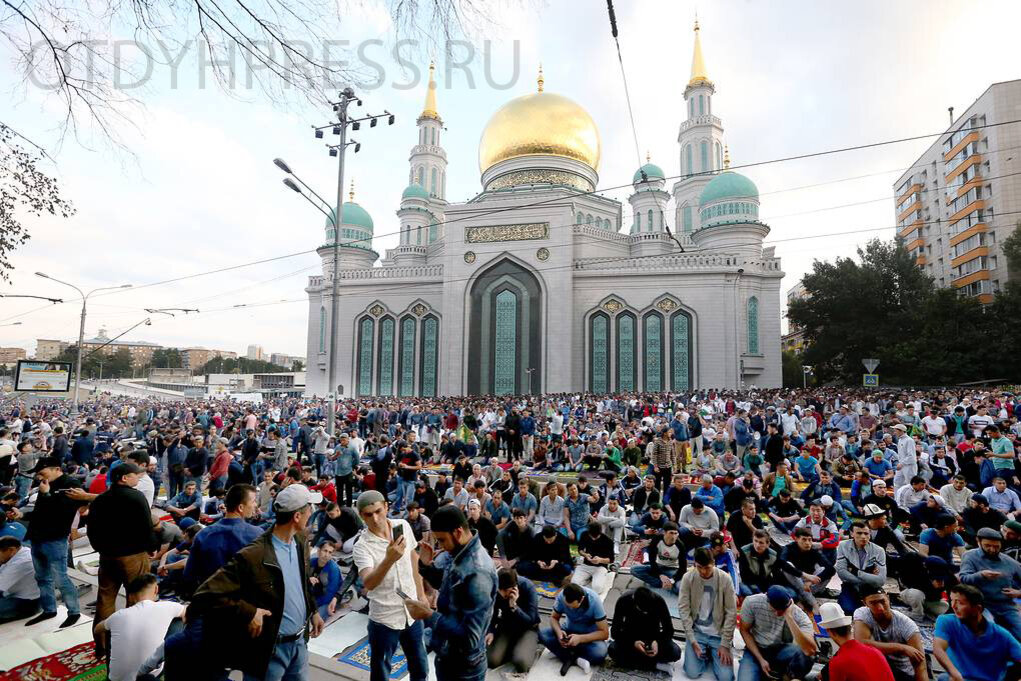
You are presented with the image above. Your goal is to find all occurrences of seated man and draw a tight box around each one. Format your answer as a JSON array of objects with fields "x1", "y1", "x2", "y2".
[
  {"x1": 678, "y1": 498, "x2": 720, "y2": 549},
  {"x1": 679, "y1": 548, "x2": 737, "y2": 681},
  {"x1": 694, "y1": 475, "x2": 726, "y2": 517},
  {"x1": 959, "y1": 527, "x2": 1021, "y2": 643},
  {"x1": 609, "y1": 586, "x2": 682, "y2": 673},
  {"x1": 94, "y1": 574, "x2": 186, "y2": 681},
  {"x1": 0, "y1": 536, "x2": 40, "y2": 623},
  {"x1": 497, "y1": 508, "x2": 534, "y2": 569},
  {"x1": 834, "y1": 520, "x2": 887, "y2": 615},
  {"x1": 538, "y1": 582, "x2": 609, "y2": 676},
  {"x1": 737, "y1": 529, "x2": 779, "y2": 597},
  {"x1": 594, "y1": 493, "x2": 626, "y2": 554},
  {"x1": 310, "y1": 541, "x2": 342, "y2": 620},
  {"x1": 516, "y1": 525, "x2": 573, "y2": 585},
  {"x1": 573, "y1": 522, "x2": 615, "y2": 594},
  {"x1": 777, "y1": 527, "x2": 836, "y2": 613},
  {"x1": 631, "y1": 521, "x2": 686, "y2": 594},
  {"x1": 899, "y1": 555, "x2": 951, "y2": 622},
  {"x1": 486, "y1": 568, "x2": 540, "y2": 674},
  {"x1": 933, "y1": 584, "x2": 1021, "y2": 681},
  {"x1": 632, "y1": 503, "x2": 668, "y2": 537},
  {"x1": 853, "y1": 585, "x2": 927, "y2": 681},
  {"x1": 919, "y1": 513, "x2": 966, "y2": 568},
  {"x1": 819, "y1": 601, "x2": 895, "y2": 681},
  {"x1": 737, "y1": 585, "x2": 817, "y2": 681},
  {"x1": 164, "y1": 480, "x2": 202, "y2": 522},
  {"x1": 766, "y1": 489, "x2": 802, "y2": 534}
]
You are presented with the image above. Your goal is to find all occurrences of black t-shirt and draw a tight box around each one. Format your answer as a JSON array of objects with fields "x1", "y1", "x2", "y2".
[
  {"x1": 726, "y1": 510, "x2": 763, "y2": 549},
  {"x1": 399, "y1": 450, "x2": 421, "y2": 482},
  {"x1": 469, "y1": 516, "x2": 497, "y2": 555},
  {"x1": 578, "y1": 531, "x2": 615, "y2": 566}
]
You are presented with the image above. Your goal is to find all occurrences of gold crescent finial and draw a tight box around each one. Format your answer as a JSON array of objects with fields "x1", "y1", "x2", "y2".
[
  {"x1": 537, "y1": 63, "x2": 544, "y2": 93},
  {"x1": 349, "y1": 178, "x2": 355, "y2": 202},
  {"x1": 646, "y1": 150, "x2": 651, "y2": 163},
  {"x1": 723, "y1": 145, "x2": 731, "y2": 169}
]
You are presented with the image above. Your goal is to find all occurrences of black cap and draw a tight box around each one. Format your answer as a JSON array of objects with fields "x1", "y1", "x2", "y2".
[{"x1": 32, "y1": 456, "x2": 62, "y2": 473}]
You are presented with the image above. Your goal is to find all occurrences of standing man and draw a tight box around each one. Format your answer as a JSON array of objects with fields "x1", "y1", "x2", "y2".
[
  {"x1": 893, "y1": 424, "x2": 917, "y2": 489},
  {"x1": 182, "y1": 483, "x2": 262, "y2": 594},
  {"x1": 332, "y1": 434, "x2": 360, "y2": 508},
  {"x1": 404, "y1": 505, "x2": 498, "y2": 681},
  {"x1": 23, "y1": 456, "x2": 85, "y2": 628},
  {"x1": 87, "y1": 462, "x2": 157, "y2": 648},
  {"x1": 190, "y1": 484, "x2": 326, "y2": 681},
  {"x1": 679, "y1": 548, "x2": 737, "y2": 681},
  {"x1": 352, "y1": 490, "x2": 428, "y2": 681},
  {"x1": 737, "y1": 585, "x2": 817, "y2": 681}
]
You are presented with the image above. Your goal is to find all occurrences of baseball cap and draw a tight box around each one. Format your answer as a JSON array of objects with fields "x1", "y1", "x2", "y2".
[
  {"x1": 468, "y1": 498, "x2": 481, "y2": 508},
  {"x1": 32, "y1": 456, "x2": 62, "y2": 473},
  {"x1": 766, "y1": 585, "x2": 793, "y2": 610},
  {"x1": 892, "y1": 424, "x2": 907, "y2": 432},
  {"x1": 818, "y1": 602, "x2": 851, "y2": 630},
  {"x1": 862, "y1": 504, "x2": 886, "y2": 518},
  {"x1": 273, "y1": 484, "x2": 323, "y2": 512},
  {"x1": 1004, "y1": 520, "x2": 1021, "y2": 534},
  {"x1": 820, "y1": 495, "x2": 834, "y2": 507}
]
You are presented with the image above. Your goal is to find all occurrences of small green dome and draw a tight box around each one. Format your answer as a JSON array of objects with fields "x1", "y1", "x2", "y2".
[
  {"x1": 699, "y1": 171, "x2": 759, "y2": 208},
  {"x1": 633, "y1": 163, "x2": 665, "y2": 184},
  {"x1": 402, "y1": 184, "x2": 429, "y2": 200},
  {"x1": 325, "y1": 201, "x2": 374, "y2": 232}
]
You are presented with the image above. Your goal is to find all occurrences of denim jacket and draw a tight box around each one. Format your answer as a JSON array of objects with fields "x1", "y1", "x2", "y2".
[{"x1": 432, "y1": 533, "x2": 497, "y2": 663}]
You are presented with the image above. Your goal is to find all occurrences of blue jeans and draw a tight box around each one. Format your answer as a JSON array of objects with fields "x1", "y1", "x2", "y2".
[
  {"x1": 435, "y1": 650, "x2": 487, "y2": 681},
  {"x1": 838, "y1": 583, "x2": 862, "y2": 615},
  {"x1": 0, "y1": 595, "x2": 40, "y2": 622},
  {"x1": 736, "y1": 643, "x2": 812, "y2": 681},
  {"x1": 392, "y1": 478, "x2": 416, "y2": 515},
  {"x1": 243, "y1": 639, "x2": 307, "y2": 681},
  {"x1": 738, "y1": 583, "x2": 763, "y2": 598},
  {"x1": 990, "y1": 605, "x2": 1021, "y2": 644},
  {"x1": 631, "y1": 564, "x2": 680, "y2": 594},
  {"x1": 31, "y1": 538, "x2": 79, "y2": 615},
  {"x1": 684, "y1": 633, "x2": 734, "y2": 681},
  {"x1": 366, "y1": 618, "x2": 428, "y2": 681},
  {"x1": 538, "y1": 626, "x2": 608, "y2": 664},
  {"x1": 15, "y1": 474, "x2": 32, "y2": 501}
]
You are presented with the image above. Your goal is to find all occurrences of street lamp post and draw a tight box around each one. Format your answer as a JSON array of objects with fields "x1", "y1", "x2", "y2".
[
  {"x1": 274, "y1": 91, "x2": 393, "y2": 436},
  {"x1": 525, "y1": 367, "x2": 535, "y2": 395},
  {"x1": 802, "y1": 365, "x2": 812, "y2": 390},
  {"x1": 35, "y1": 273, "x2": 131, "y2": 417}
]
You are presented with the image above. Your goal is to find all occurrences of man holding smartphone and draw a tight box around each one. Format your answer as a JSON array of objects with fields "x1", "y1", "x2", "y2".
[{"x1": 352, "y1": 490, "x2": 428, "y2": 681}]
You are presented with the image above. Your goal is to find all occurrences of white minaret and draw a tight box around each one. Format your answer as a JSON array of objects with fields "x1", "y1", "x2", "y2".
[{"x1": 672, "y1": 19, "x2": 726, "y2": 239}]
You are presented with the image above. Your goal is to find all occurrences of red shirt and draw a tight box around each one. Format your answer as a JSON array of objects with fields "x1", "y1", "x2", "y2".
[
  {"x1": 827, "y1": 640, "x2": 894, "y2": 681},
  {"x1": 88, "y1": 473, "x2": 107, "y2": 494}
]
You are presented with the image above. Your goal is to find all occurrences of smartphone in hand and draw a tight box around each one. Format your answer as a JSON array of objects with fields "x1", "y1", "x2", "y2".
[
  {"x1": 396, "y1": 587, "x2": 413, "y2": 600},
  {"x1": 392, "y1": 524, "x2": 404, "y2": 542}
]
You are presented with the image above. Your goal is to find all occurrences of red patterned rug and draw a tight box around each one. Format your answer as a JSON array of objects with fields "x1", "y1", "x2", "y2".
[
  {"x1": 619, "y1": 539, "x2": 648, "y2": 570},
  {"x1": 0, "y1": 642, "x2": 105, "y2": 681}
]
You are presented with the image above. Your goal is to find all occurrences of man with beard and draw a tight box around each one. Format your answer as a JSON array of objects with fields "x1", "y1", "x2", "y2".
[
  {"x1": 960, "y1": 528, "x2": 1021, "y2": 643},
  {"x1": 182, "y1": 484, "x2": 262, "y2": 595}
]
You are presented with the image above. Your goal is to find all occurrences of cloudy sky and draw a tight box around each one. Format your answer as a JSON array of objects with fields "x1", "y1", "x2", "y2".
[{"x1": 2, "y1": 0, "x2": 1020, "y2": 359}]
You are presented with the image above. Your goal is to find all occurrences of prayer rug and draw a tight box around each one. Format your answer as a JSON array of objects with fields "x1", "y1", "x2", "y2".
[
  {"x1": 531, "y1": 580, "x2": 562, "y2": 599},
  {"x1": 0, "y1": 642, "x2": 105, "y2": 681},
  {"x1": 336, "y1": 637, "x2": 409, "y2": 680},
  {"x1": 620, "y1": 539, "x2": 649, "y2": 569}
]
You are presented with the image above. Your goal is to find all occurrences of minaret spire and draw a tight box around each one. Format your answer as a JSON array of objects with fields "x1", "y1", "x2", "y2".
[
  {"x1": 349, "y1": 178, "x2": 355, "y2": 202},
  {"x1": 724, "y1": 145, "x2": 731, "y2": 169},
  {"x1": 537, "y1": 63, "x2": 544, "y2": 93},
  {"x1": 420, "y1": 60, "x2": 440, "y2": 120},
  {"x1": 688, "y1": 18, "x2": 712, "y2": 88}
]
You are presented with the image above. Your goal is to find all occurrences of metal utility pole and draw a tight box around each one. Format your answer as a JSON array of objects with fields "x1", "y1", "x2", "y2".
[
  {"x1": 34, "y1": 273, "x2": 131, "y2": 417},
  {"x1": 274, "y1": 90, "x2": 393, "y2": 436}
]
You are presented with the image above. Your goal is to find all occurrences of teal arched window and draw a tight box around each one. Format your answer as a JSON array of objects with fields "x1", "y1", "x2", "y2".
[
  {"x1": 634, "y1": 212, "x2": 640, "y2": 231},
  {"x1": 589, "y1": 312, "x2": 609, "y2": 393},
  {"x1": 430, "y1": 168, "x2": 437, "y2": 196},
  {"x1": 376, "y1": 317, "x2": 394, "y2": 395},
  {"x1": 617, "y1": 312, "x2": 636, "y2": 392},
  {"x1": 682, "y1": 205, "x2": 693, "y2": 233},
  {"x1": 689, "y1": 98, "x2": 694, "y2": 118},
  {"x1": 494, "y1": 290, "x2": 517, "y2": 394},
  {"x1": 715, "y1": 142, "x2": 722, "y2": 169},
  {"x1": 357, "y1": 317, "x2": 374, "y2": 396},
  {"x1": 318, "y1": 307, "x2": 326, "y2": 353},
  {"x1": 647, "y1": 209, "x2": 654, "y2": 231},
  {"x1": 685, "y1": 145, "x2": 693, "y2": 176},
  {"x1": 419, "y1": 315, "x2": 439, "y2": 397},
  {"x1": 747, "y1": 296, "x2": 760, "y2": 354},
  {"x1": 701, "y1": 141, "x2": 709, "y2": 172},
  {"x1": 576, "y1": 212, "x2": 583, "y2": 225},
  {"x1": 698, "y1": 94, "x2": 704, "y2": 115},
  {"x1": 643, "y1": 312, "x2": 664, "y2": 392},
  {"x1": 398, "y1": 316, "x2": 416, "y2": 395},
  {"x1": 586, "y1": 214, "x2": 593, "y2": 224},
  {"x1": 671, "y1": 310, "x2": 692, "y2": 390},
  {"x1": 416, "y1": 166, "x2": 424, "y2": 186}
]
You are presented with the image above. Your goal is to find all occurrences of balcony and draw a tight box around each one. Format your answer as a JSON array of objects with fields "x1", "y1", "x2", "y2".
[
  {"x1": 897, "y1": 199, "x2": 922, "y2": 223},
  {"x1": 945, "y1": 154, "x2": 981, "y2": 182},
  {"x1": 950, "y1": 245, "x2": 988, "y2": 269},
  {"x1": 952, "y1": 269, "x2": 990, "y2": 288},
  {"x1": 949, "y1": 199, "x2": 985, "y2": 226},
  {"x1": 898, "y1": 218, "x2": 922, "y2": 239},
  {"x1": 896, "y1": 182, "x2": 922, "y2": 205},
  {"x1": 950, "y1": 222, "x2": 987, "y2": 247},
  {"x1": 679, "y1": 114, "x2": 723, "y2": 133},
  {"x1": 905, "y1": 237, "x2": 924, "y2": 252},
  {"x1": 915, "y1": 254, "x2": 927, "y2": 266},
  {"x1": 943, "y1": 131, "x2": 979, "y2": 162}
]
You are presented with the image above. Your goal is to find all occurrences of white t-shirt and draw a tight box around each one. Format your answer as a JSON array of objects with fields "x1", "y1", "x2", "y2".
[{"x1": 106, "y1": 599, "x2": 186, "y2": 681}]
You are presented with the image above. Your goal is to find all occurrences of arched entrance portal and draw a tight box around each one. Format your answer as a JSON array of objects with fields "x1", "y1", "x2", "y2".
[{"x1": 467, "y1": 258, "x2": 542, "y2": 395}]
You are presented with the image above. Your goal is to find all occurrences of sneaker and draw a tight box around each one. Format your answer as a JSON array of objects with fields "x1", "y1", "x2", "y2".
[
  {"x1": 655, "y1": 661, "x2": 674, "y2": 674},
  {"x1": 576, "y1": 657, "x2": 590, "y2": 674},
  {"x1": 559, "y1": 659, "x2": 574, "y2": 676}
]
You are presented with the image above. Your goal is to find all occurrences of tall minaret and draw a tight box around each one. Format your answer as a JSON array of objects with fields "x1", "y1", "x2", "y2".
[
  {"x1": 407, "y1": 61, "x2": 448, "y2": 201},
  {"x1": 672, "y1": 19, "x2": 726, "y2": 239}
]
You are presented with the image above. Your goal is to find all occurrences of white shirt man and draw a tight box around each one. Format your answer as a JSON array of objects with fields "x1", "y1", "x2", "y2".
[
  {"x1": 893, "y1": 428, "x2": 918, "y2": 488},
  {"x1": 136, "y1": 462, "x2": 156, "y2": 508},
  {"x1": 96, "y1": 579, "x2": 185, "y2": 681},
  {"x1": 0, "y1": 541, "x2": 41, "y2": 602},
  {"x1": 922, "y1": 414, "x2": 947, "y2": 438}
]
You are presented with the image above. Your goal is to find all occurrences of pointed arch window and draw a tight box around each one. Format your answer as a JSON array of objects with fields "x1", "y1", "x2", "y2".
[
  {"x1": 698, "y1": 94, "x2": 704, "y2": 115},
  {"x1": 682, "y1": 205, "x2": 693, "y2": 233},
  {"x1": 419, "y1": 315, "x2": 439, "y2": 397},
  {"x1": 685, "y1": 145, "x2": 693, "y2": 176},
  {"x1": 671, "y1": 310, "x2": 693, "y2": 390},
  {"x1": 357, "y1": 317, "x2": 374, "y2": 396},
  {"x1": 586, "y1": 214, "x2": 593, "y2": 224},
  {"x1": 647, "y1": 209, "x2": 654, "y2": 231},
  {"x1": 643, "y1": 312, "x2": 664, "y2": 392},
  {"x1": 430, "y1": 168, "x2": 437, "y2": 196},
  {"x1": 493, "y1": 290, "x2": 518, "y2": 395},
  {"x1": 701, "y1": 141, "x2": 709, "y2": 171},
  {"x1": 318, "y1": 307, "x2": 326, "y2": 353},
  {"x1": 576, "y1": 212, "x2": 584, "y2": 225},
  {"x1": 715, "y1": 142, "x2": 722, "y2": 170},
  {"x1": 589, "y1": 312, "x2": 609, "y2": 393},
  {"x1": 747, "y1": 296, "x2": 760, "y2": 354},
  {"x1": 416, "y1": 166, "x2": 424, "y2": 186},
  {"x1": 376, "y1": 317, "x2": 395, "y2": 395},
  {"x1": 398, "y1": 316, "x2": 416, "y2": 395},
  {"x1": 616, "y1": 312, "x2": 637, "y2": 392},
  {"x1": 634, "y1": 212, "x2": 641, "y2": 231}
]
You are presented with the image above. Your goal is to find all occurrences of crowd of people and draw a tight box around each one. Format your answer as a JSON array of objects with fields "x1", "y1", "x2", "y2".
[{"x1": 1, "y1": 388, "x2": 1021, "y2": 681}]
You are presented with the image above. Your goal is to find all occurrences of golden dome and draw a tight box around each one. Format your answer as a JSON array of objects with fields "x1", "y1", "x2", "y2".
[{"x1": 478, "y1": 72, "x2": 600, "y2": 173}]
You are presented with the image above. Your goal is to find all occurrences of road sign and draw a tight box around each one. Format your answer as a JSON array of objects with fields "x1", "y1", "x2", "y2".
[
  {"x1": 863, "y1": 373, "x2": 879, "y2": 387},
  {"x1": 862, "y1": 358, "x2": 880, "y2": 374}
]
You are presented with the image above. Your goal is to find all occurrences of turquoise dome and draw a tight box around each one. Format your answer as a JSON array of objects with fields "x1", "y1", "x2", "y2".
[
  {"x1": 699, "y1": 171, "x2": 758, "y2": 207},
  {"x1": 401, "y1": 184, "x2": 429, "y2": 200},
  {"x1": 325, "y1": 201, "x2": 374, "y2": 232},
  {"x1": 633, "y1": 163, "x2": 665, "y2": 184}
]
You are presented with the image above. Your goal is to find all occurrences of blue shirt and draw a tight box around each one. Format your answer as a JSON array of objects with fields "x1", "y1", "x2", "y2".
[
  {"x1": 565, "y1": 496, "x2": 590, "y2": 528},
  {"x1": 432, "y1": 533, "x2": 497, "y2": 662},
  {"x1": 933, "y1": 613, "x2": 1021, "y2": 681},
  {"x1": 553, "y1": 585, "x2": 606, "y2": 634},
  {"x1": 864, "y1": 458, "x2": 893, "y2": 477},
  {"x1": 919, "y1": 528, "x2": 964, "y2": 565},
  {"x1": 271, "y1": 534, "x2": 307, "y2": 636},
  {"x1": 183, "y1": 518, "x2": 264, "y2": 585},
  {"x1": 334, "y1": 445, "x2": 360, "y2": 476},
  {"x1": 486, "y1": 500, "x2": 510, "y2": 527},
  {"x1": 510, "y1": 492, "x2": 538, "y2": 515},
  {"x1": 795, "y1": 455, "x2": 819, "y2": 478}
]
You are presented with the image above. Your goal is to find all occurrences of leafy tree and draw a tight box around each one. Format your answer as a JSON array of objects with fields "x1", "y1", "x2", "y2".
[
  {"x1": 0, "y1": 126, "x2": 74, "y2": 280},
  {"x1": 291, "y1": 359, "x2": 305, "y2": 371},
  {"x1": 198, "y1": 356, "x2": 288, "y2": 374},
  {"x1": 150, "y1": 347, "x2": 183, "y2": 368},
  {"x1": 781, "y1": 350, "x2": 807, "y2": 389}
]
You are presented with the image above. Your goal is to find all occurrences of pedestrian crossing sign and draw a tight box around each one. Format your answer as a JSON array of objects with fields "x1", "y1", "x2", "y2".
[{"x1": 863, "y1": 373, "x2": 879, "y2": 386}]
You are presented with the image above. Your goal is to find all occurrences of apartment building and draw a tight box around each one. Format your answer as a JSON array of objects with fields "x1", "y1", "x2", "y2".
[
  {"x1": 893, "y1": 79, "x2": 1021, "y2": 302},
  {"x1": 0, "y1": 348, "x2": 27, "y2": 367},
  {"x1": 782, "y1": 281, "x2": 808, "y2": 355},
  {"x1": 181, "y1": 347, "x2": 238, "y2": 369},
  {"x1": 81, "y1": 328, "x2": 161, "y2": 367},
  {"x1": 34, "y1": 339, "x2": 69, "y2": 361}
]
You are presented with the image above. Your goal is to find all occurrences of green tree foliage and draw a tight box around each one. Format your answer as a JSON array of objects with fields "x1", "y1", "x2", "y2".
[
  {"x1": 788, "y1": 236, "x2": 1016, "y2": 385},
  {"x1": 291, "y1": 359, "x2": 305, "y2": 371},
  {"x1": 53, "y1": 345, "x2": 135, "y2": 379},
  {"x1": 198, "y1": 356, "x2": 289, "y2": 375},
  {"x1": 150, "y1": 348, "x2": 183, "y2": 368},
  {"x1": 782, "y1": 350, "x2": 807, "y2": 389}
]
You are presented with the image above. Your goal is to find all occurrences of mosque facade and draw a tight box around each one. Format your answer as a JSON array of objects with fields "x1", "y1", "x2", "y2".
[{"x1": 305, "y1": 23, "x2": 783, "y2": 398}]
